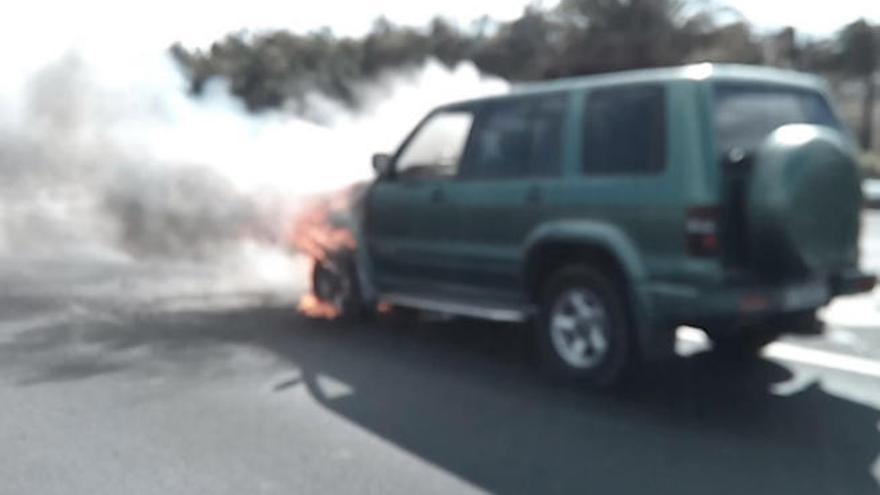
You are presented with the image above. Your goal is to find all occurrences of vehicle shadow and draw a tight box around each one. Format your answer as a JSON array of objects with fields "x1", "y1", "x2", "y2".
[
  {"x1": 290, "y1": 315, "x2": 880, "y2": 495},
  {"x1": 4, "y1": 304, "x2": 878, "y2": 494}
]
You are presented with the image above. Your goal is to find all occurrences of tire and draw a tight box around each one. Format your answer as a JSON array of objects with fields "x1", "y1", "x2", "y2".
[
  {"x1": 311, "y1": 253, "x2": 367, "y2": 321},
  {"x1": 710, "y1": 310, "x2": 819, "y2": 357},
  {"x1": 536, "y1": 265, "x2": 634, "y2": 388},
  {"x1": 710, "y1": 330, "x2": 779, "y2": 358},
  {"x1": 773, "y1": 310, "x2": 823, "y2": 336}
]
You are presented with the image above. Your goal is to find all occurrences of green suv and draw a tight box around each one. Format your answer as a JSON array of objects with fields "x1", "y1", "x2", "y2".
[{"x1": 311, "y1": 64, "x2": 876, "y2": 386}]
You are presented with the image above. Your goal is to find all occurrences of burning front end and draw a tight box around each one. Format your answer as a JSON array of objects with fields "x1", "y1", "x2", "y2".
[{"x1": 288, "y1": 183, "x2": 375, "y2": 319}]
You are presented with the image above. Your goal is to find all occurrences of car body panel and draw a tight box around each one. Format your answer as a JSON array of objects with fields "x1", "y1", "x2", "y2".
[{"x1": 358, "y1": 64, "x2": 874, "y2": 360}]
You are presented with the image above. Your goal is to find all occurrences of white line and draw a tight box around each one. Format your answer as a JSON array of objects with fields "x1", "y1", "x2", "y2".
[
  {"x1": 677, "y1": 328, "x2": 880, "y2": 379},
  {"x1": 761, "y1": 343, "x2": 880, "y2": 379}
]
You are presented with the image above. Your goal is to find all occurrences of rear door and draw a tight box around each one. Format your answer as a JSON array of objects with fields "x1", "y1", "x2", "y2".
[
  {"x1": 365, "y1": 109, "x2": 475, "y2": 292},
  {"x1": 444, "y1": 93, "x2": 570, "y2": 300},
  {"x1": 541, "y1": 83, "x2": 678, "y2": 280}
]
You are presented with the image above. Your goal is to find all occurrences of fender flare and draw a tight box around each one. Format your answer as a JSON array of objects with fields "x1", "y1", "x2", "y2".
[{"x1": 522, "y1": 221, "x2": 666, "y2": 358}]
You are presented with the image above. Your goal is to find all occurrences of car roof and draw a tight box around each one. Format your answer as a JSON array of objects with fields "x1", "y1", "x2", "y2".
[{"x1": 438, "y1": 64, "x2": 827, "y2": 111}]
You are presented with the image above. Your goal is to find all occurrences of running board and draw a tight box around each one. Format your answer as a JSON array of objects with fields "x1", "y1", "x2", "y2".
[{"x1": 380, "y1": 293, "x2": 533, "y2": 323}]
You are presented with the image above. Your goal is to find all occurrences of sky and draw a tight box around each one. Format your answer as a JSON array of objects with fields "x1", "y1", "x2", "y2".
[{"x1": 728, "y1": 0, "x2": 878, "y2": 35}]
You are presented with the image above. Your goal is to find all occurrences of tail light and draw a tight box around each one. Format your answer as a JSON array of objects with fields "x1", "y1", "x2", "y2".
[{"x1": 686, "y1": 206, "x2": 720, "y2": 257}]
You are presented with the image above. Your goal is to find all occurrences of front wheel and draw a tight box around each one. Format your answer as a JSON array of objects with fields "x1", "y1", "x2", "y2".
[
  {"x1": 536, "y1": 265, "x2": 634, "y2": 388},
  {"x1": 310, "y1": 253, "x2": 367, "y2": 321}
]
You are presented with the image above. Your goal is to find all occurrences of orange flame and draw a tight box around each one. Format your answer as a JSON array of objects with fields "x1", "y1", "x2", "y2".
[
  {"x1": 289, "y1": 184, "x2": 364, "y2": 319},
  {"x1": 288, "y1": 185, "x2": 360, "y2": 263},
  {"x1": 297, "y1": 293, "x2": 342, "y2": 319},
  {"x1": 296, "y1": 257, "x2": 342, "y2": 319}
]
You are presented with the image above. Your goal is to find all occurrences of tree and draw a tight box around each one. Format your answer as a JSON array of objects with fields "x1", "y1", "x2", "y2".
[
  {"x1": 552, "y1": 0, "x2": 700, "y2": 75},
  {"x1": 427, "y1": 18, "x2": 475, "y2": 68},
  {"x1": 473, "y1": 7, "x2": 560, "y2": 80},
  {"x1": 169, "y1": 0, "x2": 868, "y2": 125},
  {"x1": 837, "y1": 19, "x2": 879, "y2": 149},
  {"x1": 687, "y1": 21, "x2": 763, "y2": 65}
]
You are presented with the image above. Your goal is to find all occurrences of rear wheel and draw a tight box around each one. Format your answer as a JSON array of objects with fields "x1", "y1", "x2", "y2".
[
  {"x1": 772, "y1": 310, "x2": 823, "y2": 335},
  {"x1": 710, "y1": 330, "x2": 780, "y2": 357},
  {"x1": 710, "y1": 310, "x2": 820, "y2": 357},
  {"x1": 536, "y1": 265, "x2": 634, "y2": 388}
]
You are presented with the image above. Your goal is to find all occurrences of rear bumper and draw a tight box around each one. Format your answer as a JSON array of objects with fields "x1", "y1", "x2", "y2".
[{"x1": 646, "y1": 270, "x2": 875, "y2": 327}]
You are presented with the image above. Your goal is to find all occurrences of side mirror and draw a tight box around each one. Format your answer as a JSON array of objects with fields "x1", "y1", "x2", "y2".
[{"x1": 372, "y1": 153, "x2": 392, "y2": 177}]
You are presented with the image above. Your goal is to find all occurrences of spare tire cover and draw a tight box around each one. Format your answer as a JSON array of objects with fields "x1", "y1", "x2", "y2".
[{"x1": 748, "y1": 124, "x2": 862, "y2": 278}]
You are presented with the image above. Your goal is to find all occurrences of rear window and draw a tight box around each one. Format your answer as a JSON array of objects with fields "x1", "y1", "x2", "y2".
[{"x1": 714, "y1": 83, "x2": 843, "y2": 154}]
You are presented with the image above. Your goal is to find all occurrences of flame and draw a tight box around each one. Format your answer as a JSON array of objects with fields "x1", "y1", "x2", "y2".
[
  {"x1": 295, "y1": 257, "x2": 341, "y2": 319},
  {"x1": 297, "y1": 292, "x2": 342, "y2": 319},
  {"x1": 289, "y1": 183, "x2": 364, "y2": 319},
  {"x1": 288, "y1": 184, "x2": 361, "y2": 263}
]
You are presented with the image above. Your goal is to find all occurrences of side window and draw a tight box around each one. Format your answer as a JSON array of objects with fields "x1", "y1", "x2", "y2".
[
  {"x1": 460, "y1": 94, "x2": 567, "y2": 179},
  {"x1": 396, "y1": 111, "x2": 474, "y2": 180},
  {"x1": 582, "y1": 85, "x2": 666, "y2": 175}
]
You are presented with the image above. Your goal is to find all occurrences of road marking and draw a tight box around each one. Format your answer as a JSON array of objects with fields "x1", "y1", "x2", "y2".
[
  {"x1": 820, "y1": 292, "x2": 880, "y2": 329},
  {"x1": 678, "y1": 327, "x2": 880, "y2": 379},
  {"x1": 316, "y1": 374, "x2": 354, "y2": 399},
  {"x1": 762, "y1": 343, "x2": 880, "y2": 379}
]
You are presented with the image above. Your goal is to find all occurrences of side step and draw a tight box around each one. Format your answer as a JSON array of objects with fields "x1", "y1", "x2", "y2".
[{"x1": 380, "y1": 293, "x2": 534, "y2": 323}]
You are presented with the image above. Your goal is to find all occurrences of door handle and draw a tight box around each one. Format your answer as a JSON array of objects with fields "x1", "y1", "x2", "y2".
[
  {"x1": 430, "y1": 188, "x2": 445, "y2": 203},
  {"x1": 526, "y1": 186, "x2": 542, "y2": 204}
]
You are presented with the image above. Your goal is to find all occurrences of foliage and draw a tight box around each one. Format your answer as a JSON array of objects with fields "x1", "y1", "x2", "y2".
[
  {"x1": 171, "y1": 1, "x2": 879, "y2": 148},
  {"x1": 834, "y1": 20, "x2": 879, "y2": 149}
]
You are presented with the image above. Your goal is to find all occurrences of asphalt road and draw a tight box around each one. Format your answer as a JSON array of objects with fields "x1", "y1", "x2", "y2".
[{"x1": 1, "y1": 217, "x2": 879, "y2": 494}]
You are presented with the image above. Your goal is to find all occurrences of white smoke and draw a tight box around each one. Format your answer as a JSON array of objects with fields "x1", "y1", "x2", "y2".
[{"x1": 0, "y1": 47, "x2": 508, "y2": 264}]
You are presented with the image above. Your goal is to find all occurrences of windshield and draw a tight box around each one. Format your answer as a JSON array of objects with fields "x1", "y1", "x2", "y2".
[{"x1": 714, "y1": 83, "x2": 845, "y2": 154}]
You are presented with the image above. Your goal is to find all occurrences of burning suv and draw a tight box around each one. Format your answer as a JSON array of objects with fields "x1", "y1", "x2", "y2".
[{"x1": 298, "y1": 64, "x2": 876, "y2": 387}]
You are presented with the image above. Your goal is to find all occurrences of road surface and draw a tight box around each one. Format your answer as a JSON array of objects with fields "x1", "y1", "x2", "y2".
[{"x1": 1, "y1": 217, "x2": 879, "y2": 494}]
